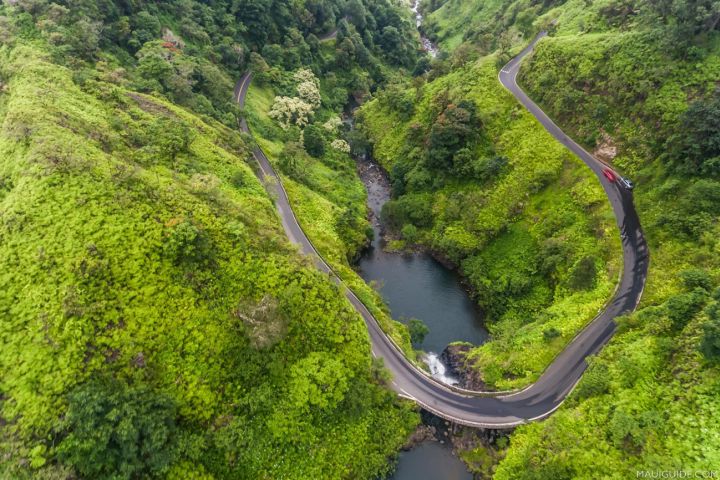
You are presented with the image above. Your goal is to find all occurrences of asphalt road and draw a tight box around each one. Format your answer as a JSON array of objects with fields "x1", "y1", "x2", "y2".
[{"x1": 234, "y1": 31, "x2": 649, "y2": 428}]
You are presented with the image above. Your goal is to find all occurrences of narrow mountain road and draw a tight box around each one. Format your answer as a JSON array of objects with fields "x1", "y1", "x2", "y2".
[{"x1": 234, "y1": 31, "x2": 649, "y2": 428}]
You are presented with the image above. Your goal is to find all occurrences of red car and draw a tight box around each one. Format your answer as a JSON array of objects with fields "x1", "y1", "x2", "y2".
[{"x1": 602, "y1": 168, "x2": 617, "y2": 182}]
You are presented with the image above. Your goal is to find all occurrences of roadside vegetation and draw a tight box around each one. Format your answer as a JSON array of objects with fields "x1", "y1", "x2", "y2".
[{"x1": 244, "y1": 78, "x2": 420, "y2": 356}]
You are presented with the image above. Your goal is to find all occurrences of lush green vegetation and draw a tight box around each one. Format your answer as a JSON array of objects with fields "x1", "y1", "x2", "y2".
[
  {"x1": 0, "y1": 1, "x2": 423, "y2": 478},
  {"x1": 498, "y1": 1, "x2": 720, "y2": 475},
  {"x1": 243, "y1": 48, "x2": 418, "y2": 357},
  {"x1": 420, "y1": 0, "x2": 558, "y2": 52},
  {"x1": 404, "y1": 0, "x2": 720, "y2": 475},
  {"x1": 3, "y1": 0, "x2": 719, "y2": 476},
  {"x1": 358, "y1": 57, "x2": 620, "y2": 389}
]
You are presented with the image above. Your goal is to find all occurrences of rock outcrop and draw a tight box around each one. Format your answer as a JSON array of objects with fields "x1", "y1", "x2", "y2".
[{"x1": 440, "y1": 343, "x2": 490, "y2": 391}]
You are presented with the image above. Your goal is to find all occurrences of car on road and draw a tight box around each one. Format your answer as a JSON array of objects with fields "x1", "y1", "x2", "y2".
[
  {"x1": 620, "y1": 177, "x2": 634, "y2": 190},
  {"x1": 602, "y1": 168, "x2": 617, "y2": 182}
]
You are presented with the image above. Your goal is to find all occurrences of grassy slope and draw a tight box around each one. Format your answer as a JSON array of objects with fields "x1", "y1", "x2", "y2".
[
  {"x1": 243, "y1": 80, "x2": 417, "y2": 357},
  {"x1": 359, "y1": 58, "x2": 620, "y2": 389},
  {"x1": 423, "y1": 0, "x2": 556, "y2": 51},
  {"x1": 0, "y1": 44, "x2": 416, "y2": 479},
  {"x1": 424, "y1": 0, "x2": 505, "y2": 50},
  {"x1": 519, "y1": 30, "x2": 720, "y2": 305}
]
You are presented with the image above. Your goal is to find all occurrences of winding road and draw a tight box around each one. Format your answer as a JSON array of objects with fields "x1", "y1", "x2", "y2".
[{"x1": 233, "y1": 31, "x2": 649, "y2": 428}]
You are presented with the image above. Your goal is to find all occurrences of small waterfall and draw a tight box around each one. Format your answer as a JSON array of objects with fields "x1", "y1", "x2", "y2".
[
  {"x1": 411, "y1": 0, "x2": 439, "y2": 58},
  {"x1": 423, "y1": 352, "x2": 459, "y2": 385}
]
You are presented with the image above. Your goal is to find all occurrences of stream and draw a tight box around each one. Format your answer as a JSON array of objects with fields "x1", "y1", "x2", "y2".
[
  {"x1": 412, "y1": 0, "x2": 439, "y2": 58},
  {"x1": 357, "y1": 150, "x2": 477, "y2": 480},
  {"x1": 356, "y1": 6, "x2": 477, "y2": 478}
]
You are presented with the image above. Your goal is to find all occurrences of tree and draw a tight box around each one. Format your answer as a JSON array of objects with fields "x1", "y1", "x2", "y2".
[
  {"x1": 427, "y1": 101, "x2": 479, "y2": 170},
  {"x1": 382, "y1": 83, "x2": 414, "y2": 121},
  {"x1": 278, "y1": 141, "x2": 309, "y2": 179},
  {"x1": 346, "y1": 0, "x2": 368, "y2": 30},
  {"x1": 269, "y1": 96, "x2": 314, "y2": 129},
  {"x1": 408, "y1": 318, "x2": 430, "y2": 347},
  {"x1": 568, "y1": 256, "x2": 597, "y2": 291},
  {"x1": 57, "y1": 380, "x2": 177, "y2": 480},
  {"x1": 130, "y1": 11, "x2": 161, "y2": 51},
  {"x1": 303, "y1": 124, "x2": 326, "y2": 157},
  {"x1": 666, "y1": 92, "x2": 720, "y2": 176},
  {"x1": 64, "y1": 18, "x2": 101, "y2": 59},
  {"x1": 153, "y1": 118, "x2": 196, "y2": 162},
  {"x1": 296, "y1": 80, "x2": 321, "y2": 109}
]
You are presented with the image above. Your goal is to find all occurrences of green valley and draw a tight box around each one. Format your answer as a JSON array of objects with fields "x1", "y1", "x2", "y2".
[{"x1": 1, "y1": 0, "x2": 719, "y2": 478}]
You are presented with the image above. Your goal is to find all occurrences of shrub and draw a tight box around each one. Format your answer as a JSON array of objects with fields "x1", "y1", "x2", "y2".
[
  {"x1": 303, "y1": 124, "x2": 326, "y2": 157},
  {"x1": 408, "y1": 318, "x2": 430, "y2": 347},
  {"x1": 543, "y1": 327, "x2": 561, "y2": 342},
  {"x1": 401, "y1": 223, "x2": 419, "y2": 243},
  {"x1": 573, "y1": 360, "x2": 610, "y2": 400},
  {"x1": 666, "y1": 289, "x2": 708, "y2": 330},
  {"x1": 568, "y1": 256, "x2": 597, "y2": 291},
  {"x1": 680, "y1": 269, "x2": 713, "y2": 291},
  {"x1": 163, "y1": 220, "x2": 209, "y2": 265},
  {"x1": 57, "y1": 380, "x2": 177, "y2": 480}
]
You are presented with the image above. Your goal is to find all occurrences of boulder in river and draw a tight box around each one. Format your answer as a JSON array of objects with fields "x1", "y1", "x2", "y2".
[
  {"x1": 402, "y1": 424, "x2": 437, "y2": 450},
  {"x1": 440, "y1": 343, "x2": 490, "y2": 391}
]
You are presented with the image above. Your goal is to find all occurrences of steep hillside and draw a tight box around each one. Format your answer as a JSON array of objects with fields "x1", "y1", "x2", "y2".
[
  {"x1": 243, "y1": 77, "x2": 417, "y2": 355},
  {"x1": 495, "y1": 2, "x2": 720, "y2": 477},
  {"x1": 0, "y1": 1, "x2": 421, "y2": 478}
]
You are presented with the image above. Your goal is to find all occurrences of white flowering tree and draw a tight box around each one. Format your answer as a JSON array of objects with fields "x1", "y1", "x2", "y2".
[
  {"x1": 268, "y1": 68, "x2": 323, "y2": 129},
  {"x1": 294, "y1": 69, "x2": 321, "y2": 109},
  {"x1": 323, "y1": 116, "x2": 342, "y2": 132},
  {"x1": 296, "y1": 80, "x2": 321, "y2": 108},
  {"x1": 268, "y1": 96, "x2": 314, "y2": 129},
  {"x1": 331, "y1": 139, "x2": 351, "y2": 153},
  {"x1": 293, "y1": 68, "x2": 318, "y2": 86}
]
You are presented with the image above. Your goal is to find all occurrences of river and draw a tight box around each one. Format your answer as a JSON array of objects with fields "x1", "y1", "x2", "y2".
[
  {"x1": 357, "y1": 148, "x2": 477, "y2": 480},
  {"x1": 412, "y1": 0, "x2": 439, "y2": 57},
  {"x1": 391, "y1": 442, "x2": 472, "y2": 480},
  {"x1": 356, "y1": 159, "x2": 488, "y2": 358},
  {"x1": 354, "y1": 6, "x2": 478, "y2": 478}
]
